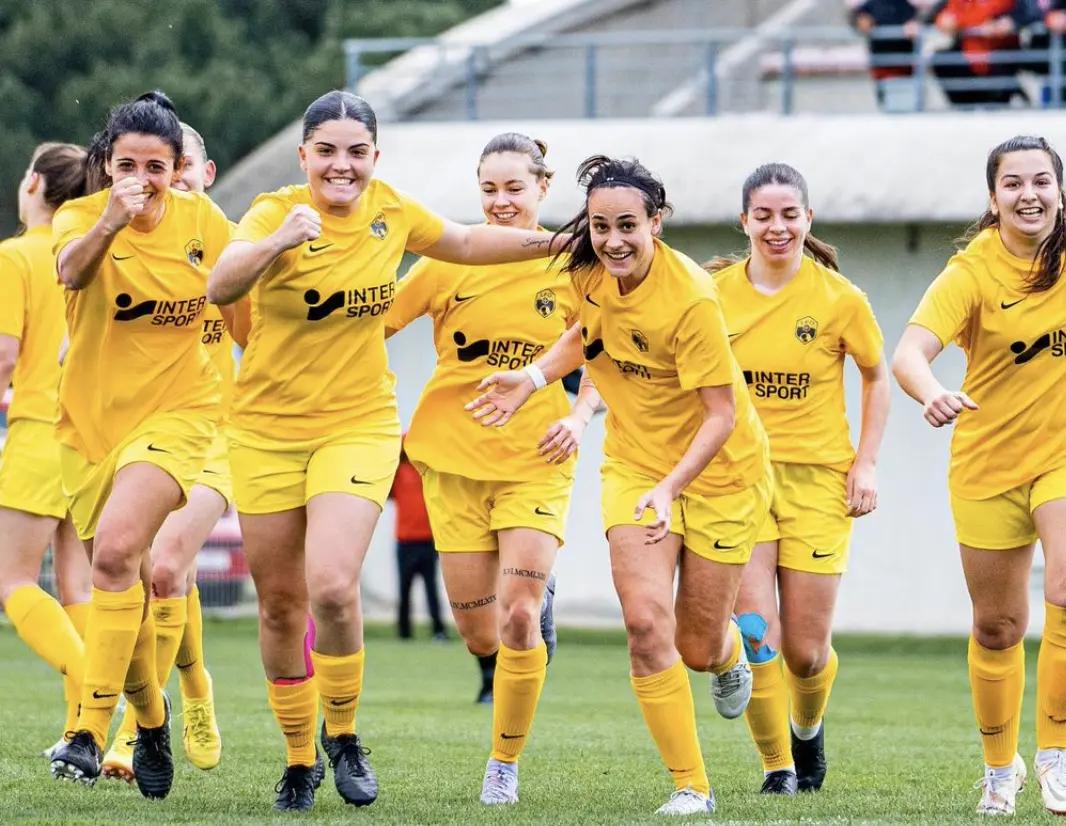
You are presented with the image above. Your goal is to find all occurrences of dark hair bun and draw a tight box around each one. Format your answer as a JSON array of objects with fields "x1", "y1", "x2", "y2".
[{"x1": 135, "y1": 90, "x2": 177, "y2": 112}]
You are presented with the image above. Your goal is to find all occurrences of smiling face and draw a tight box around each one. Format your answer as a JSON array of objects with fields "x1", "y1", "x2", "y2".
[
  {"x1": 174, "y1": 149, "x2": 215, "y2": 194},
  {"x1": 991, "y1": 149, "x2": 1062, "y2": 252},
  {"x1": 741, "y1": 183, "x2": 812, "y2": 268},
  {"x1": 105, "y1": 133, "x2": 181, "y2": 223},
  {"x1": 298, "y1": 118, "x2": 379, "y2": 215},
  {"x1": 588, "y1": 186, "x2": 661, "y2": 288},
  {"x1": 478, "y1": 151, "x2": 546, "y2": 230}
]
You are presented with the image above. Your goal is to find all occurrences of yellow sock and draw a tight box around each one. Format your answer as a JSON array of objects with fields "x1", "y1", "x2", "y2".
[
  {"x1": 124, "y1": 611, "x2": 165, "y2": 729},
  {"x1": 176, "y1": 585, "x2": 211, "y2": 698},
  {"x1": 711, "y1": 620, "x2": 742, "y2": 675},
  {"x1": 491, "y1": 643, "x2": 548, "y2": 763},
  {"x1": 744, "y1": 655, "x2": 793, "y2": 771},
  {"x1": 786, "y1": 647, "x2": 839, "y2": 731},
  {"x1": 267, "y1": 678, "x2": 319, "y2": 766},
  {"x1": 151, "y1": 596, "x2": 188, "y2": 688},
  {"x1": 62, "y1": 602, "x2": 90, "y2": 733},
  {"x1": 969, "y1": 636, "x2": 1024, "y2": 768},
  {"x1": 631, "y1": 659, "x2": 709, "y2": 796},
  {"x1": 77, "y1": 583, "x2": 145, "y2": 749},
  {"x1": 1038, "y1": 602, "x2": 1066, "y2": 750},
  {"x1": 6, "y1": 584, "x2": 85, "y2": 686},
  {"x1": 312, "y1": 648, "x2": 365, "y2": 738}
]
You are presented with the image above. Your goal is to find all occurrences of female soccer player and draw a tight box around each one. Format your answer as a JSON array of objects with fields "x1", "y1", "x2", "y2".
[
  {"x1": 894, "y1": 135, "x2": 1066, "y2": 817},
  {"x1": 384, "y1": 132, "x2": 600, "y2": 805},
  {"x1": 0, "y1": 142, "x2": 92, "y2": 754},
  {"x1": 101, "y1": 122, "x2": 230, "y2": 782},
  {"x1": 48, "y1": 91, "x2": 232, "y2": 802},
  {"x1": 709, "y1": 164, "x2": 888, "y2": 795},
  {"x1": 466, "y1": 155, "x2": 770, "y2": 816},
  {"x1": 207, "y1": 92, "x2": 565, "y2": 813}
]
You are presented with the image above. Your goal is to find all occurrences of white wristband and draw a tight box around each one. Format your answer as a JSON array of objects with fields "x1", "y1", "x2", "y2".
[{"x1": 524, "y1": 363, "x2": 548, "y2": 391}]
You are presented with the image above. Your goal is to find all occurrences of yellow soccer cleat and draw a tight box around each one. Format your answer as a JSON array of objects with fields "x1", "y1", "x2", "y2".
[
  {"x1": 101, "y1": 733, "x2": 135, "y2": 784},
  {"x1": 182, "y1": 674, "x2": 221, "y2": 770}
]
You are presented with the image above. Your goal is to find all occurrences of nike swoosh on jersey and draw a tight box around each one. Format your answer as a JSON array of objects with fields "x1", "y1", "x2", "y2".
[{"x1": 1000, "y1": 298, "x2": 1025, "y2": 309}]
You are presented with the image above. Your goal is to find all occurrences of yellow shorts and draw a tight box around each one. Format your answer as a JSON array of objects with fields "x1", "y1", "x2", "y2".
[
  {"x1": 417, "y1": 465, "x2": 573, "y2": 552},
  {"x1": 951, "y1": 466, "x2": 1066, "y2": 550},
  {"x1": 601, "y1": 459, "x2": 772, "y2": 565},
  {"x1": 195, "y1": 433, "x2": 232, "y2": 507},
  {"x1": 60, "y1": 412, "x2": 216, "y2": 541},
  {"x1": 756, "y1": 462, "x2": 852, "y2": 574},
  {"x1": 0, "y1": 419, "x2": 67, "y2": 519},
  {"x1": 229, "y1": 422, "x2": 400, "y2": 514}
]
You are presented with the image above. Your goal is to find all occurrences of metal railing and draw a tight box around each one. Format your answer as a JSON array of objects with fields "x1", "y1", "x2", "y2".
[{"x1": 344, "y1": 24, "x2": 1066, "y2": 119}]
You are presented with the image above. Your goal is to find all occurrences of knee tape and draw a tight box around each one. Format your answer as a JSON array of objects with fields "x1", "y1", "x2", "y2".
[{"x1": 737, "y1": 612, "x2": 777, "y2": 664}]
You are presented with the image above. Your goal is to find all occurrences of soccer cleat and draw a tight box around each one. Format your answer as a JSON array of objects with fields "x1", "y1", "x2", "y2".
[
  {"x1": 182, "y1": 673, "x2": 221, "y2": 770},
  {"x1": 321, "y1": 722, "x2": 378, "y2": 806},
  {"x1": 792, "y1": 722, "x2": 828, "y2": 791},
  {"x1": 1035, "y1": 749, "x2": 1066, "y2": 814},
  {"x1": 975, "y1": 753, "x2": 1026, "y2": 816},
  {"x1": 131, "y1": 694, "x2": 174, "y2": 799},
  {"x1": 540, "y1": 572, "x2": 557, "y2": 664},
  {"x1": 274, "y1": 763, "x2": 318, "y2": 812},
  {"x1": 654, "y1": 786, "x2": 716, "y2": 815},
  {"x1": 761, "y1": 769, "x2": 798, "y2": 795},
  {"x1": 43, "y1": 736, "x2": 67, "y2": 760},
  {"x1": 51, "y1": 731, "x2": 103, "y2": 786},
  {"x1": 480, "y1": 759, "x2": 519, "y2": 805},
  {"x1": 101, "y1": 733, "x2": 135, "y2": 783},
  {"x1": 710, "y1": 628, "x2": 753, "y2": 719},
  {"x1": 312, "y1": 748, "x2": 326, "y2": 788}
]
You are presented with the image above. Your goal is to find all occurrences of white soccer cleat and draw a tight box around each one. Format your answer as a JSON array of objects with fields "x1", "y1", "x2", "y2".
[
  {"x1": 42, "y1": 737, "x2": 67, "y2": 760},
  {"x1": 710, "y1": 626, "x2": 753, "y2": 719},
  {"x1": 655, "y1": 786, "x2": 715, "y2": 815},
  {"x1": 1036, "y1": 748, "x2": 1066, "y2": 814},
  {"x1": 479, "y1": 759, "x2": 518, "y2": 805},
  {"x1": 975, "y1": 753, "x2": 1026, "y2": 816}
]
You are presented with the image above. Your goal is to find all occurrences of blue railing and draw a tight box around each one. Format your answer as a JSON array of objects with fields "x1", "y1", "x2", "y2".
[{"x1": 344, "y1": 25, "x2": 1066, "y2": 119}]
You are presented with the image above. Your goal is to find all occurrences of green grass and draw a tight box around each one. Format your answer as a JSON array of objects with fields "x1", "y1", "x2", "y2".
[{"x1": 0, "y1": 623, "x2": 1057, "y2": 823}]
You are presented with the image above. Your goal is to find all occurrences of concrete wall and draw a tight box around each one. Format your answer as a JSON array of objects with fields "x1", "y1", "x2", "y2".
[{"x1": 362, "y1": 221, "x2": 1045, "y2": 636}]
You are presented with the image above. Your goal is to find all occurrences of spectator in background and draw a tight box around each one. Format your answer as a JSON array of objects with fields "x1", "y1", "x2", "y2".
[
  {"x1": 932, "y1": 0, "x2": 1026, "y2": 106},
  {"x1": 1016, "y1": 1, "x2": 1066, "y2": 102},
  {"x1": 390, "y1": 437, "x2": 447, "y2": 641},
  {"x1": 849, "y1": 0, "x2": 923, "y2": 107}
]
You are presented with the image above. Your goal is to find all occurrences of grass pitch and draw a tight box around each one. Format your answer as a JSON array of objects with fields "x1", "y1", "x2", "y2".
[{"x1": 0, "y1": 622, "x2": 1056, "y2": 823}]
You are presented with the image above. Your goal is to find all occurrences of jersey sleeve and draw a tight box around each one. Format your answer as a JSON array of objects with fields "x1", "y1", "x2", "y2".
[
  {"x1": 674, "y1": 298, "x2": 734, "y2": 390},
  {"x1": 385, "y1": 257, "x2": 439, "y2": 333},
  {"x1": 233, "y1": 193, "x2": 288, "y2": 244},
  {"x1": 398, "y1": 193, "x2": 446, "y2": 254},
  {"x1": 201, "y1": 197, "x2": 234, "y2": 267},
  {"x1": 909, "y1": 261, "x2": 980, "y2": 347},
  {"x1": 841, "y1": 289, "x2": 885, "y2": 368},
  {"x1": 0, "y1": 249, "x2": 27, "y2": 339},
  {"x1": 52, "y1": 197, "x2": 97, "y2": 259}
]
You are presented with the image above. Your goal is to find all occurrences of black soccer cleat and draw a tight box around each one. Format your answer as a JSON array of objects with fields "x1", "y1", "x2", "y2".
[
  {"x1": 51, "y1": 731, "x2": 103, "y2": 786},
  {"x1": 312, "y1": 748, "x2": 325, "y2": 788},
  {"x1": 792, "y1": 723, "x2": 828, "y2": 792},
  {"x1": 132, "y1": 693, "x2": 174, "y2": 799},
  {"x1": 321, "y1": 722, "x2": 378, "y2": 806},
  {"x1": 761, "y1": 769, "x2": 799, "y2": 795},
  {"x1": 274, "y1": 763, "x2": 318, "y2": 812},
  {"x1": 540, "y1": 572, "x2": 558, "y2": 664}
]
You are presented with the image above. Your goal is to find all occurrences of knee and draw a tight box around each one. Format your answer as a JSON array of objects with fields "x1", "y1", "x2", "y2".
[
  {"x1": 623, "y1": 604, "x2": 671, "y2": 658},
  {"x1": 91, "y1": 526, "x2": 143, "y2": 583},
  {"x1": 150, "y1": 553, "x2": 186, "y2": 598},
  {"x1": 782, "y1": 642, "x2": 829, "y2": 677},
  {"x1": 258, "y1": 591, "x2": 307, "y2": 636},
  {"x1": 500, "y1": 600, "x2": 539, "y2": 649},
  {"x1": 309, "y1": 578, "x2": 358, "y2": 620},
  {"x1": 463, "y1": 628, "x2": 499, "y2": 658},
  {"x1": 973, "y1": 614, "x2": 1026, "y2": 650}
]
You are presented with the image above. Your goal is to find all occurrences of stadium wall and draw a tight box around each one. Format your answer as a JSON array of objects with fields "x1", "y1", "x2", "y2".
[{"x1": 214, "y1": 112, "x2": 1064, "y2": 635}]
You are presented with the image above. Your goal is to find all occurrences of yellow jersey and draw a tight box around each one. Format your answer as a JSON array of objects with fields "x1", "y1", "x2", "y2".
[
  {"x1": 573, "y1": 239, "x2": 768, "y2": 496},
  {"x1": 52, "y1": 188, "x2": 230, "y2": 462},
  {"x1": 0, "y1": 225, "x2": 65, "y2": 425},
  {"x1": 230, "y1": 180, "x2": 445, "y2": 443},
  {"x1": 714, "y1": 256, "x2": 883, "y2": 469},
  {"x1": 200, "y1": 303, "x2": 235, "y2": 417},
  {"x1": 911, "y1": 227, "x2": 1066, "y2": 499},
  {"x1": 386, "y1": 253, "x2": 579, "y2": 480}
]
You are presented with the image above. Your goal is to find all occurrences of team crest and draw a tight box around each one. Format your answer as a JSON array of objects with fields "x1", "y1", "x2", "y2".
[
  {"x1": 185, "y1": 239, "x2": 204, "y2": 266},
  {"x1": 795, "y1": 316, "x2": 818, "y2": 344},
  {"x1": 534, "y1": 289, "x2": 556, "y2": 318},
  {"x1": 631, "y1": 329, "x2": 649, "y2": 353},
  {"x1": 370, "y1": 212, "x2": 388, "y2": 240}
]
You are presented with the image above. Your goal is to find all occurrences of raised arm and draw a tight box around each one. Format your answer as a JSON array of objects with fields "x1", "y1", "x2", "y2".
[
  {"x1": 208, "y1": 205, "x2": 320, "y2": 305},
  {"x1": 58, "y1": 178, "x2": 145, "y2": 290},
  {"x1": 419, "y1": 220, "x2": 566, "y2": 267}
]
